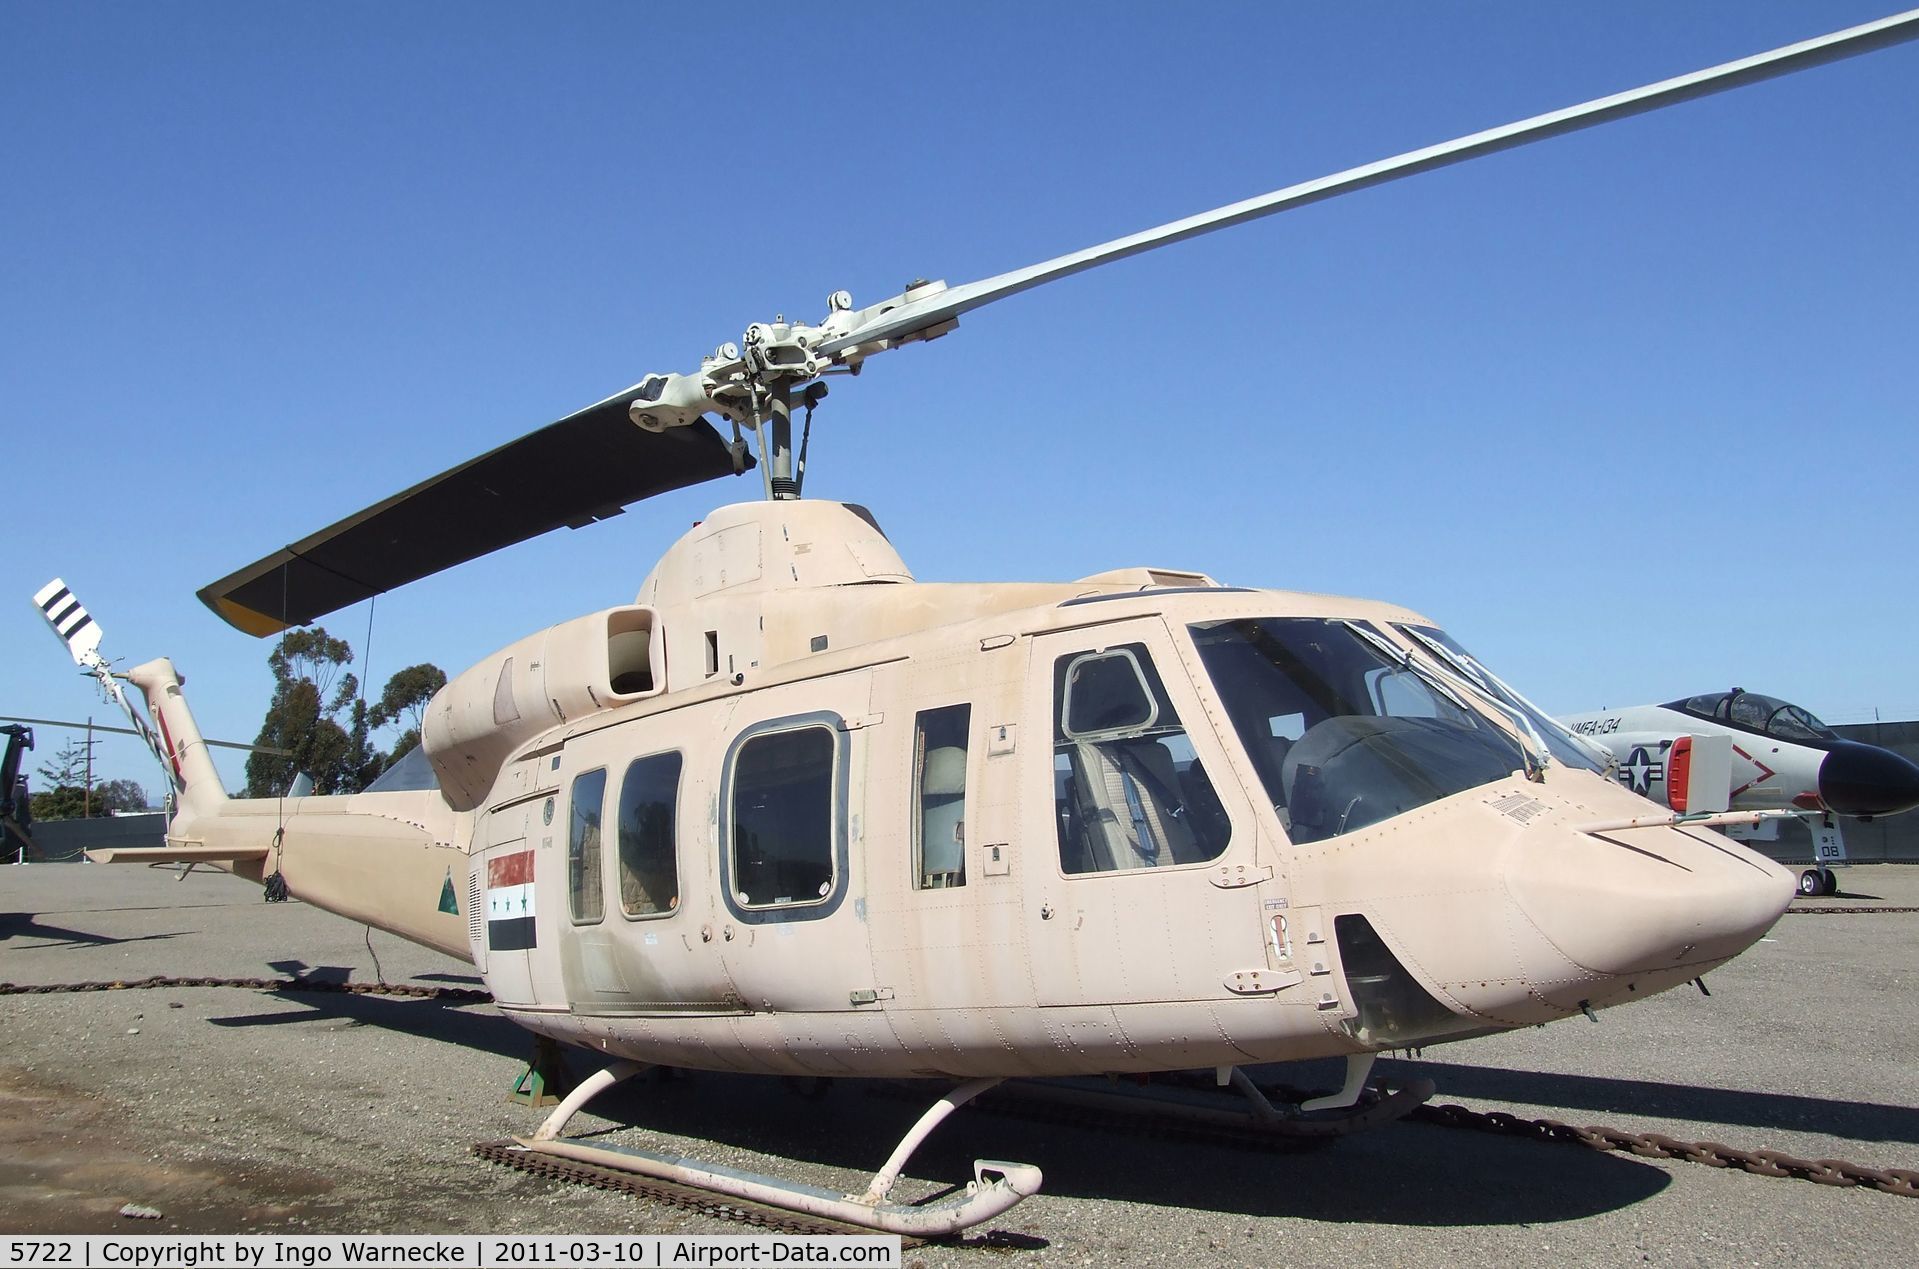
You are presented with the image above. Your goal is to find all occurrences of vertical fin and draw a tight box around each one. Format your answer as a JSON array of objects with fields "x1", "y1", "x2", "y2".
[{"x1": 124, "y1": 658, "x2": 226, "y2": 813}]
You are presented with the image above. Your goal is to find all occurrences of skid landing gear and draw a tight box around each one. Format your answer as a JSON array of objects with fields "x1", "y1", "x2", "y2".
[
  {"x1": 508, "y1": 1063, "x2": 1041, "y2": 1237},
  {"x1": 989, "y1": 1055, "x2": 1434, "y2": 1143}
]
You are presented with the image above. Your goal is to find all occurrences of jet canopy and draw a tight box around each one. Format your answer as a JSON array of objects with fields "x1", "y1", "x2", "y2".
[{"x1": 1665, "y1": 691, "x2": 1839, "y2": 743}]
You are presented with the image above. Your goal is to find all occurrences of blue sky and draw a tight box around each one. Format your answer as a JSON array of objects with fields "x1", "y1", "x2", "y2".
[{"x1": 4, "y1": 2, "x2": 1915, "y2": 797}]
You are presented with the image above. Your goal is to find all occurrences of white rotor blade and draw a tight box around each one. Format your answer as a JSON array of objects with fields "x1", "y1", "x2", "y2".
[
  {"x1": 822, "y1": 8, "x2": 1919, "y2": 357},
  {"x1": 33, "y1": 578, "x2": 185, "y2": 791}
]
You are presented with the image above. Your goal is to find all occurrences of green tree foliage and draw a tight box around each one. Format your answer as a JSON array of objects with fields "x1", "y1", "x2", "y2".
[
  {"x1": 36, "y1": 737, "x2": 88, "y2": 790},
  {"x1": 269, "y1": 628, "x2": 353, "y2": 703},
  {"x1": 386, "y1": 727, "x2": 423, "y2": 766},
  {"x1": 369, "y1": 663, "x2": 447, "y2": 735},
  {"x1": 369, "y1": 662, "x2": 445, "y2": 768},
  {"x1": 30, "y1": 785, "x2": 88, "y2": 821},
  {"x1": 30, "y1": 738, "x2": 95, "y2": 820},
  {"x1": 246, "y1": 677, "x2": 353, "y2": 797},
  {"x1": 243, "y1": 629, "x2": 445, "y2": 797},
  {"x1": 93, "y1": 778, "x2": 150, "y2": 812},
  {"x1": 246, "y1": 629, "x2": 360, "y2": 797}
]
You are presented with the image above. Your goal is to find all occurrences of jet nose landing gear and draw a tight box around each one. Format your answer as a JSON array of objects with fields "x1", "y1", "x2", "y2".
[{"x1": 1799, "y1": 868, "x2": 1840, "y2": 898}]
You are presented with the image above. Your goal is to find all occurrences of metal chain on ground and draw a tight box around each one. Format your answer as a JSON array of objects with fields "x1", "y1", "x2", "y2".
[
  {"x1": 0, "y1": 974, "x2": 490, "y2": 1001},
  {"x1": 472, "y1": 1140, "x2": 925, "y2": 1247},
  {"x1": 1781, "y1": 906, "x2": 1919, "y2": 915},
  {"x1": 1410, "y1": 1102, "x2": 1919, "y2": 1198}
]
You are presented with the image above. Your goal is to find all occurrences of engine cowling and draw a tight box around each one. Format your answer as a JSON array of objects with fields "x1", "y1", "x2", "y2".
[{"x1": 423, "y1": 606, "x2": 662, "y2": 811}]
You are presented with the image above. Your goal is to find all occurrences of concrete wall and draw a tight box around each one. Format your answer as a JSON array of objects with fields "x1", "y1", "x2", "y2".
[{"x1": 18, "y1": 812, "x2": 165, "y2": 862}]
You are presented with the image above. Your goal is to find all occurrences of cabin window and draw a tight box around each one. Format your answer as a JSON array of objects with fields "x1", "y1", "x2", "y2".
[
  {"x1": 732, "y1": 727, "x2": 835, "y2": 908},
  {"x1": 913, "y1": 705, "x2": 971, "y2": 889},
  {"x1": 617, "y1": 751, "x2": 681, "y2": 918},
  {"x1": 567, "y1": 767, "x2": 607, "y2": 924},
  {"x1": 1052, "y1": 643, "x2": 1231, "y2": 875}
]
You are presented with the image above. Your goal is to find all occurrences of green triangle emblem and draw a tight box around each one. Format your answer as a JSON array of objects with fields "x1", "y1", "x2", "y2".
[{"x1": 438, "y1": 869, "x2": 459, "y2": 916}]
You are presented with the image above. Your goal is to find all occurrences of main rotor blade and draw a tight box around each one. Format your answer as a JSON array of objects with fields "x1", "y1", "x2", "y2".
[
  {"x1": 822, "y1": 8, "x2": 1919, "y2": 356},
  {"x1": 199, "y1": 395, "x2": 753, "y2": 637},
  {"x1": 0, "y1": 715, "x2": 287, "y2": 756}
]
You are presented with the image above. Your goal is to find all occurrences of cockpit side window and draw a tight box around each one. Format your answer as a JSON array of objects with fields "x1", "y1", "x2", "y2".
[
  {"x1": 1768, "y1": 704, "x2": 1833, "y2": 742},
  {"x1": 1679, "y1": 693, "x2": 1733, "y2": 720},
  {"x1": 1730, "y1": 693, "x2": 1772, "y2": 730},
  {"x1": 1192, "y1": 619, "x2": 1524, "y2": 844},
  {"x1": 1052, "y1": 643, "x2": 1231, "y2": 875}
]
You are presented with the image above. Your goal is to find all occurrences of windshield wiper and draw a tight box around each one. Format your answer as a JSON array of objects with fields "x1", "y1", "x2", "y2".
[
  {"x1": 1398, "y1": 626, "x2": 1614, "y2": 776},
  {"x1": 1351, "y1": 621, "x2": 1549, "y2": 781},
  {"x1": 1336, "y1": 619, "x2": 1544, "y2": 782}
]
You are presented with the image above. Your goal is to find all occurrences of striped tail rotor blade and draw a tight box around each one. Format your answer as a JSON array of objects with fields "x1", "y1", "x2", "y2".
[
  {"x1": 30, "y1": 578, "x2": 184, "y2": 792},
  {"x1": 34, "y1": 578, "x2": 103, "y2": 665}
]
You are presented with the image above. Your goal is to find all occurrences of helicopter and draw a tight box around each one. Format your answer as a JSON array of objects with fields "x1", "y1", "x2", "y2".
[
  {"x1": 45, "y1": 8, "x2": 1919, "y2": 1237},
  {"x1": 1561, "y1": 691, "x2": 1919, "y2": 896}
]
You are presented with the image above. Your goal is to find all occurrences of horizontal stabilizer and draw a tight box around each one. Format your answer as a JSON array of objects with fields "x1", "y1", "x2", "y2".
[{"x1": 87, "y1": 844, "x2": 271, "y2": 865}]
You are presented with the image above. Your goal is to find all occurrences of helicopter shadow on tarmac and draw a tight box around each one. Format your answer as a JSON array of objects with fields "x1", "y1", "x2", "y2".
[
  {"x1": 574, "y1": 1070, "x2": 1671, "y2": 1228},
  {"x1": 203, "y1": 986, "x2": 1670, "y2": 1227},
  {"x1": 0, "y1": 909, "x2": 184, "y2": 949},
  {"x1": 1396, "y1": 1058, "x2": 1919, "y2": 1147},
  {"x1": 205, "y1": 970, "x2": 529, "y2": 1062}
]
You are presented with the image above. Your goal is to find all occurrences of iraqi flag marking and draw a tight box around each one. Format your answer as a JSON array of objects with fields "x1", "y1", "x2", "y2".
[{"x1": 487, "y1": 851, "x2": 536, "y2": 951}]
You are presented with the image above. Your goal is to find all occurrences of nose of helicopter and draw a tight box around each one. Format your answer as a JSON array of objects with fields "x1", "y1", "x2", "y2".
[
  {"x1": 1817, "y1": 741, "x2": 1919, "y2": 818},
  {"x1": 1504, "y1": 824, "x2": 1795, "y2": 980}
]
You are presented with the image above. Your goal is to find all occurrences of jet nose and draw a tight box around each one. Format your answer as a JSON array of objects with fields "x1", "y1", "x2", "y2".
[{"x1": 1818, "y1": 741, "x2": 1919, "y2": 817}]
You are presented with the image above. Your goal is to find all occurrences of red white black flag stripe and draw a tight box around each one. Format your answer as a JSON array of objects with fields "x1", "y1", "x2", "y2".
[{"x1": 486, "y1": 851, "x2": 536, "y2": 951}]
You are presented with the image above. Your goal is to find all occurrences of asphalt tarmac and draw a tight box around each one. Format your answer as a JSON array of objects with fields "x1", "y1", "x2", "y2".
[{"x1": 3, "y1": 862, "x2": 1916, "y2": 1266}]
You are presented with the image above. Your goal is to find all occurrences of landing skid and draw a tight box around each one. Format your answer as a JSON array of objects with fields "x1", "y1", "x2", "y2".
[
  {"x1": 989, "y1": 1056, "x2": 1435, "y2": 1144},
  {"x1": 509, "y1": 1062, "x2": 1041, "y2": 1238}
]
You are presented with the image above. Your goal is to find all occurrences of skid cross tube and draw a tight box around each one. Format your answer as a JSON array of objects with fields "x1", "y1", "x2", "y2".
[{"x1": 515, "y1": 1067, "x2": 1041, "y2": 1237}]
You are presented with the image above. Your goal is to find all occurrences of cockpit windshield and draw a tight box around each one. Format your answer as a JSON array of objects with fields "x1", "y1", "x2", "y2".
[
  {"x1": 1190, "y1": 618, "x2": 1526, "y2": 845},
  {"x1": 1668, "y1": 691, "x2": 1838, "y2": 743},
  {"x1": 1395, "y1": 625, "x2": 1608, "y2": 774}
]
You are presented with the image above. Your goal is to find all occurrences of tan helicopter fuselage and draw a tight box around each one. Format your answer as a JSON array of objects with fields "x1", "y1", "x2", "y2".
[{"x1": 135, "y1": 500, "x2": 1794, "y2": 1080}]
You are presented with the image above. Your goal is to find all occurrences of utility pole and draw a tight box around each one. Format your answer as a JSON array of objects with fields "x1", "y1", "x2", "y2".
[{"x1": 82, "y1": 716, "x2": 94, "y2": 818}]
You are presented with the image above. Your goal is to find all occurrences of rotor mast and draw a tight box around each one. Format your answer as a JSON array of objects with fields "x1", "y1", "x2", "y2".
[{"x1": 624, "y1": 281, "x2": 957, "y2": 501}]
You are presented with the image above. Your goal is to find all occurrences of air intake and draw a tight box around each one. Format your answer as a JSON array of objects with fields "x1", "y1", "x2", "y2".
[{"x1": 1334, "y1": 913, "x2": 1470, "y2": 1047}]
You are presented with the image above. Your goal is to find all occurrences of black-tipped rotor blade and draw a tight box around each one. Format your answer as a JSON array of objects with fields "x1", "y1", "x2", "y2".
[
  {"x1": 822, "y1": 8, "x2": 1919, "y2": 356},
  {"x1": 199, "y1": 395, "x2": 752, "y2": 637}
]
